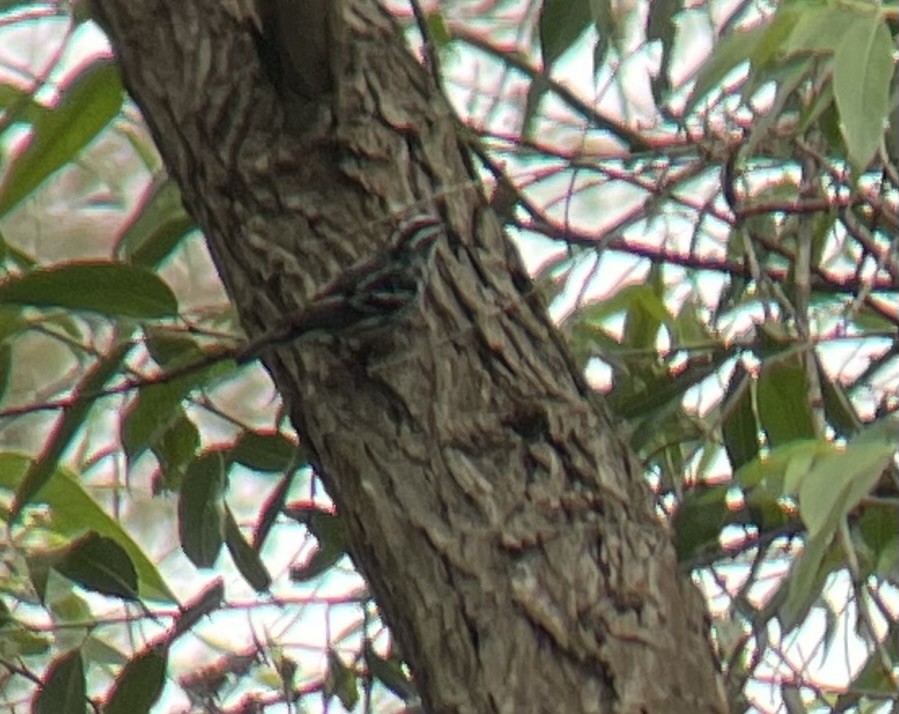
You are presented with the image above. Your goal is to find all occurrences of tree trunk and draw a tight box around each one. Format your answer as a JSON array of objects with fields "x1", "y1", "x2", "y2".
[{"x1": 89, "y1": 1, "x2": 727, "y2": 711}]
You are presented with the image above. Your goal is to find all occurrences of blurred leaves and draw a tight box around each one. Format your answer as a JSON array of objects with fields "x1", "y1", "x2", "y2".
[
  {"x1": 0, "y1": 454, "x2": 175, "y2": 602},
  {"x1": 0, "y1": 60, "x2": 123, "y2": 217},
  {"x1": 0, "y1": 0, "x2": 896, "y2": 712}
]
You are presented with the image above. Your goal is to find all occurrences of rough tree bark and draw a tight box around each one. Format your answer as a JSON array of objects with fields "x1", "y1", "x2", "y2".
[{"x1": 89, "y1": 1, "x2": 727, "y2": 712}]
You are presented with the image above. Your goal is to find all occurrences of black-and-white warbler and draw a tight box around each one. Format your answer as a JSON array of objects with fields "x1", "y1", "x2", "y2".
[
  {"x1": 239, "y1": 215, "x2": 445, "y2": 360},
  {"x1": 349, "y1": 214, "x2": 443, "y2": 313}
]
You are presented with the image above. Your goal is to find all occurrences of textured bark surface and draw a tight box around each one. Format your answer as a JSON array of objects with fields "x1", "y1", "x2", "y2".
[{"x1": 89, "y1": 1, "x2": 727, "y2": 712}]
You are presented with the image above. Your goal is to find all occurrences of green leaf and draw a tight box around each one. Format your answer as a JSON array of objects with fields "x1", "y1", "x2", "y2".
[
  {"x1": 53, "y1": 532, "x2": 140, "y2": 601},
  {"x1": 1, "y1": 625, "x2": 52, "y2": 657},
  {"x1": 103, "y1": 645, "x2": 168, "y2": 714},
  {"x1": 671, "y1": 300, "x2": 709, "y2": 348},
  {"x1": 780, "y1": 527, "x2": 838, "y2": 632},
  {"x1": 151, "y1": 412, "x2": 200, "y2": 493},
  {"x1": 424, "y1": 9, "x2": 451, "y2": 48},
  {"x1": 144, "y1": 329, "x2": 207, "y2": 369},
  {"x1": 757, "y1": 358, "x2": 816, "y2": 447},
  {"x1": 0, "y1": 342, "x2": 12, "y2": 404},
  {"x1": 798, "y1": 436, "x2": 894, "y2": 538},
  {"x1": 33, "y1": 649, "x2": 86, "y2": 714},
  {"x1": 364, "y1": 645, "x2": 416, "y2": 702},
  {"x1": 11, "y1": 342, "x2": 130, "y2": 521},
  {"x1": 252, "y1": 474, "x2": 293, "y2": 551},
  {"x1": 0, "y1": 453, "x2": 176, "y2": 602},
  {"x1": 817, "y1": 360, "x2": 860, "y2": 438},
  {"x1": 123, "y1": 384, "x2": 191, "y2": 466},
  {"x1": 289, "y1": 544, "x2": 344, "y2": 582},
  {"x1": 325, "y1": 649, "x2": 359, "y2": 710},
  {"x1": 48, "y1": 591, "x2": 92, "y2": 624},
  {"x1": 646, "y1": 0, "x2": 681, "y2": 102},
  {"x1": 115, "y1": 178, "x2": 196, "y2": 267},
  {"x1": 672, "y1": 484, "x2": 731, "y2": 562},
  {"x1": 178, "y1": 452, "x2": 227, "y2": 568},
  {"x1": 0, "y1": 262, "x2": 178, "y2": 319},
  {"x1": 0, "y1": 60, "x2": 123, "y2": 217},
  {"x1": 782, "y1": 6, "x2": 858, "y2": 56},
  {"x1": 591, "y1": 0, "x2": 615, "y2": 72},
  {"x1": 81, "y1": 636, "x2": 127, "y2": 667},
  {"x1": 858, "y1": 506, "x2": 899, "y2": 575},
  {"x1": 748, "y1": 6, "x2": 800, "y2": 69},
  {"x1": 741, "y1": 56, "x2": 810, "y2": 159},
  {"x1": 624, "y1": 269, "x2": 669, "y2": 349},
  {"x1": 539, "y1": 0, "x2": 592, "y2": 66},
  {"x1": 745, "y1": 489, "x2": 792, "y2": 533},
  {"x1": 684, "y1": 25, "x2": 765, "y2": 115},
  {"x1": 721, "y1": 363, "x2": 759, "y2": 471},
  {"x1": 224, "y1": 505, "x2": 271, "y2": 592},
  {"x1": 842, "y1": 652, "x2": 899, "y2": 700},
  {"x1": 122, "y1": 356, "x2": 234, "y2": 465},
  {"x1": 734, "y1": 438, "x2": 832, "y2": 493},
  {"x1": 833, "y1": 14, "x2": 893, "y2": 173},
  {"x1": 611, "y1": 351, "x2": 728, "y2": 422},
  {"x1": 285, "y1": 504, "x2": 348, "y2": 582},
  {"x1": 231, "y1": 430, "x2": 299, "y2": 473}
]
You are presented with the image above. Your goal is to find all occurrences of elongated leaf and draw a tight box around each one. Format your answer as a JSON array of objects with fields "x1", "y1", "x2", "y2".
[
  {"x1": 178, "y1": 452, "x2": 227, "y2": 568},
  {"x1": 253, "y1": 473, "x2": 294, "y2": 551},
  {"x1": 122, "y1": 380, "x2": 197, "y2": 465},
  {"x1": 231, "y1": 430, "x2": 299, "y2": 473},
  {"x1": 325, "y1": 649, "x2": 359, "y2": 710},
  {"x1": 151, "y1": 412, "x2": 200, "y2": 493},
  {"x1": 859, "y1": 507, "x2": 899, "y2": 575},
  {"x1": 798, "y1": 437, "x2": 894, "y2": 538},
  {"x1": 11, "y1": 342, "x2": 130, "y2": 521},
  {"x1": 782, "y1": 6, "x2": 859, "y2": 55},
  {"x1": 53, "y1": 532, "x2": 140, "y2": 601},
  {"x1": 646, "y1": 0, "x2": 680, "y2": 103},
  {"x1": 224, "y1": 504, "x2": 271, "y2": 592},
  {"x1": 103, "y1": 645, "x2": 168, "y2": 714},
  {"x1": 721, "y1": 363, "x2": 759, "y2": 471},
  {"x1": 115, "y1": 178, "x2": 195, "y2": 267},
  {"x1": 0, "y1": 261, "x2": 178, "y2": 319},
  {"x1": 684, "y1": 26, "x2": 765, "y2": 115},
  {"x1": 144, "y1": 329, "x2": 206, "y2": 369},
  {"x1": 842, "y1": 653, "x2": 899, "y2": 703},
  {"x1": 734, "y1": 439, "x2": 832, "y2": 493},
  {"x1": 780, "y1": 527, "x2": 836, "y2": 632},
  {"x1": 748, "y1": 6, "x2": 800, "y2": 70},
  {"x1": 592, "y1": 0, "x2": 615, "y2": 72},
  {"x1": 611, "y1": 351, "x2": 728, "y2": 422},
  {"x1": 0, "y1": 453, "x2": 175, "y2": 602},
  {"x1": 0, "y1": 60, "x2": 123, "y2": 217},
  {"x1": 757, "y1": 359, "x2": 816, "y2": 447},
  {"x1": 364, "y1": 645, "x2": 417, "y2": 702},
  {"x1": 539, "y1": 0, "x2": 591, "y2": 66},
  {"x1": 33, "y1": 649, "x2": 86, "y2": 714},
  {"x1": 817, "y1": 360, "x2": 860, "y2": 438},
  {"x1": 833, "y1": 14, "x2": 893, "y2": 173}
]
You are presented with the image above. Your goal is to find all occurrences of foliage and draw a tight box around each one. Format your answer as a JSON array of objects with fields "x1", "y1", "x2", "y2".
[{"x1": 0, "y1": 0, "x2": 896, "y2": 712}]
